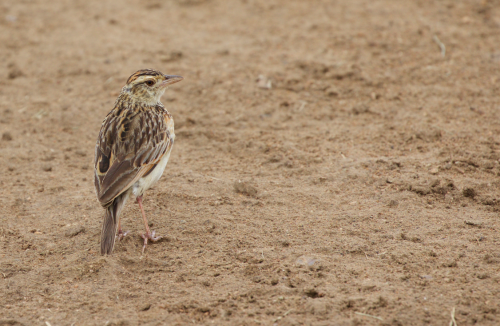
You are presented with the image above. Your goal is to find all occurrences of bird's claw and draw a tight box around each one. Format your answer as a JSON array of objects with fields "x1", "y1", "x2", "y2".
[
  {"x1": 140, "y1": 230, "x2": 163, "y2": 254},
  {"x1": 117, "y1": 229, "x2": 129, "y2": 241}
]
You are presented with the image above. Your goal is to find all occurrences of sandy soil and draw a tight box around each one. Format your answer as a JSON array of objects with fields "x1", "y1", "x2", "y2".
[{"x1": 1, "y1": 0, "x2": 500, "y2": 325}]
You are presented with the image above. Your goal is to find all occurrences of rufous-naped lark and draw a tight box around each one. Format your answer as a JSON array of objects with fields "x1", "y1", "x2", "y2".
[{"x1": 94, "y1": 69, "x2": 183, "y2": 255}]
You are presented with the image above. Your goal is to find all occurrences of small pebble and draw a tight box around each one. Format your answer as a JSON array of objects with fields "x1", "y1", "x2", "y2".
[
  {"x1": 75, "y1": 150, "x2": 87, "y2": 157},
  {"x1": 388, "y1": 200, "x2": 399, "y2": 207},
  {"x1": 64, "y1": 225, "x2": 85, "y2": 237},
  {"x1": 462, "y1": 187, "x2": 476, "y2": 198},
  {"x1": 234, "y1": 180, "x2": 258, "y2": 197},
  {"x1": 2, "y1": 132, "x2": 13, "y2": 141}
]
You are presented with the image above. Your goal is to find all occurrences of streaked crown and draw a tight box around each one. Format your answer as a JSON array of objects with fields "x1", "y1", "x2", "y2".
[{"x1": 120, "y1": 69, "x2": 183, "y2": 105}]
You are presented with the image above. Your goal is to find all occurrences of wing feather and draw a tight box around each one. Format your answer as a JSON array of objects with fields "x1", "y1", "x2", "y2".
[{"x1": 94, "y1": 105, "x2": 172, "y2": 207}]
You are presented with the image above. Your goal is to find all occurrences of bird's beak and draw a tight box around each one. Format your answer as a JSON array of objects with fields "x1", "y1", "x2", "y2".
[{"x1": 161, "y1": 75, "x2": 183, "y2": 87}]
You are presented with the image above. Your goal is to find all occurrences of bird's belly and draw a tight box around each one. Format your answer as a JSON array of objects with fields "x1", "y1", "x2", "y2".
[{"x1": 132, "y1": 145, "x2": 173, "y2": 197}]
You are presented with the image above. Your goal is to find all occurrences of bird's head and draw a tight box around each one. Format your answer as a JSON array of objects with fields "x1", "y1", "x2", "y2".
[{"x1": 120, "y1": 69, "x2": 183, "y2": 105}]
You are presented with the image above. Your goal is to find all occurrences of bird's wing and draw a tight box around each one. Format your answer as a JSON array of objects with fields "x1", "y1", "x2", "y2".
[{"x1": 94, "y1": 106, "x2": 173, "y2": 207}]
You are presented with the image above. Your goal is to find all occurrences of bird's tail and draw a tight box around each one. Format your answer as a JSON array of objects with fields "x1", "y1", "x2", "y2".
[{"x1": 100, "y1": 195, "x2": 126, "y2": 255}]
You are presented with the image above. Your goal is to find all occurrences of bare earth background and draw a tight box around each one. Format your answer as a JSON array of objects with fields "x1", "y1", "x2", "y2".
[{"x1": 1, "y1": 0, "x2": 500, "y2": 325}]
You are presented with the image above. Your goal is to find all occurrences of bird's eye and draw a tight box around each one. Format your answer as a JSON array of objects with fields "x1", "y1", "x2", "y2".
[{"x1": 145, "y1": 80, "x2": 155, "y2": 86}]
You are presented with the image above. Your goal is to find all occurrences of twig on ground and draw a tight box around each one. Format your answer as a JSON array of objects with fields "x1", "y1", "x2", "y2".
[
  {"x1": 464, "y1": 220, "x2": 481, "y2": 227},
  {"x1": 354, "y1": 312, "x2": 383, "y2": 321},
  {"x1": 433, "y1": 35, "x2": 446, "y2": 57},
  {"x1": 449, "y1": 307, "x2": 457, "y2": 326},
  {"x1": 298, "y1": 101, "x2": 307, "y2": 111},
  {"x1": 273, "y1": 309, "x2": 294, "y2": 322},
  {"x1": 197, "y1": 172, "x2": 223, "y2": 181}
]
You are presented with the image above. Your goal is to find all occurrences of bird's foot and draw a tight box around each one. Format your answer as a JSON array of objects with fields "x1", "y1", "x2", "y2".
[
  {"x1": 117, "y1": 229, "x2": 129, "y2": 241},
  {"x1": 140, "y1": 230, "x2": 162, "y2": 254}
]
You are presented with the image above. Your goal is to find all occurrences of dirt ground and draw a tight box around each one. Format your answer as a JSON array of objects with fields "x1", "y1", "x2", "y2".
[{"x1": 1, "y1": 0, "x2": 500, "y2": 325}]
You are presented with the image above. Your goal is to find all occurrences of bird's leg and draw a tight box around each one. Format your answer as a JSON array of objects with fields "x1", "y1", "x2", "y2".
[
  {"x1": 137, "y1": 195, "x2": 162, "y2": 253},
  {"x1": 116, "y1": 219, "x2": 129, "y2": 241}
]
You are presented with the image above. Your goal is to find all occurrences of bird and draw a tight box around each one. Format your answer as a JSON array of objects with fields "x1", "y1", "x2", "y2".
[{"x1": 94, "y1": 69, "x2": 183, "y2": 255}]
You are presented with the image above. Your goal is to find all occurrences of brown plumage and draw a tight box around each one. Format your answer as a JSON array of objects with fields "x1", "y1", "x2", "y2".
[{"x1": 94, "y1": 69, "x2": 183, "y2": 255}]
